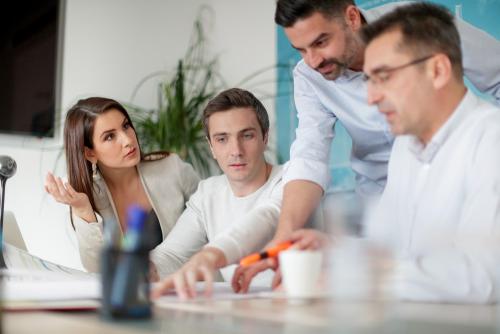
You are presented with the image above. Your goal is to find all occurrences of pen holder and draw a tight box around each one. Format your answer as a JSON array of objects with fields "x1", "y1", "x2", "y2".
[{"x1": 100, "y1": 247, "x2": 151, "y2": 319}]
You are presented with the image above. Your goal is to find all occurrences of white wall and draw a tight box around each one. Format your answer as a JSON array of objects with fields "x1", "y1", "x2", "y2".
[{"x1": 0, "y1": 0, "x2": 276, "y2": 269}]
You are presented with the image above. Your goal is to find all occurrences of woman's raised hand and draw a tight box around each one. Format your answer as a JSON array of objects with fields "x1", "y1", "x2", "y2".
[{"x1": 45, "y1": 172, "x2": 95, "y2": 222}]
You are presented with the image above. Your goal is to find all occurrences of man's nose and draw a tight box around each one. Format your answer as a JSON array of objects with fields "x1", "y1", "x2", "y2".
[
  {"x1": 306, "y1": 49, "x2": 323, "y2": 70},
  {"x1": 229, "y1": 138, "x2": 243, "y2": 156},
  {"x1": 367, "y1": 81, "x2": 383, "y2": 106}
]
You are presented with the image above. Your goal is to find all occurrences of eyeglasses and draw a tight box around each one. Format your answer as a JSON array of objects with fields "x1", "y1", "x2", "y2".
[{"x1": 363, "y1": 55, "x2": 435, "y2": 87}]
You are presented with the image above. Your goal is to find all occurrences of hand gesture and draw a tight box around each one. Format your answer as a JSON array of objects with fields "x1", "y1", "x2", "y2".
[
  {"x1": 44, "y1": 172, "x2": 94, "y2": 221},
  {"x1": 232, "y1": 229, "x2": 331, "y2": 293},
  {"x1": 151, "y1": 248, "x2": 224, "y2": 300},
  {"x1": 232, "y1": 256, "x2": 280, "y2": 293}
]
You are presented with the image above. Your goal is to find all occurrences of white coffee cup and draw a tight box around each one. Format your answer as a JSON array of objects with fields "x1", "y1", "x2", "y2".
[{"x1": 279, "y1": 250, "x2": 323, "y2": 298}]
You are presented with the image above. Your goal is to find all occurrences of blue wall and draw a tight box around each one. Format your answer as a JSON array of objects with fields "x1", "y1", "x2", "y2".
[{"x1": 276, "y1": 0, "x2": 500, "y2": 192}]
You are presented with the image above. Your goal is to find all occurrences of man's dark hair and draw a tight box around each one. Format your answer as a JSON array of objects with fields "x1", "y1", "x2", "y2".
[
  {"x1": 275, "y1": 0, "x2": 355, "y2": 28},
  {"x1": 361, "y1": 2, "x2": 463, "y2": 78},
  {"x1": 203, "y1": 88, "x2": 269, "y2": 139}
]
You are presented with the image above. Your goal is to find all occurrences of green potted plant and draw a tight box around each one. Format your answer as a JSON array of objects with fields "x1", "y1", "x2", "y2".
[{"x1": 127, "y1": 13, "x2": 223, "y2": 177}]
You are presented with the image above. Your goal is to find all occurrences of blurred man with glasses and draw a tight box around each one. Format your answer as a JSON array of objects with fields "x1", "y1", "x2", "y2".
[{"x1": 361, "y1": 2, "x2": 500, "y2": 303}]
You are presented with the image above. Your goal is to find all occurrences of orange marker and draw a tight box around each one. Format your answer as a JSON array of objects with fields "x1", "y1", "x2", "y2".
[{"x1": 239, "y1": 240, "x2": 293, "y2": 266}]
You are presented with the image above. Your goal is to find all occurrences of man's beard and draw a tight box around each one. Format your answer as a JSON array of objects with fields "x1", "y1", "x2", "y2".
[
  {"x1": 315, "y1": 58, "x2": 349, "y2": 80},
  {"x1": 315, "y1": 28, "x2": 361, "y2": 81}
]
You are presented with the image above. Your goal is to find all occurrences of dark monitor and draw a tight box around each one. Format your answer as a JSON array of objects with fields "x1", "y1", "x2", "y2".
[{"x1": 0, "y1": 0, "x2": 63, "y2": 138}]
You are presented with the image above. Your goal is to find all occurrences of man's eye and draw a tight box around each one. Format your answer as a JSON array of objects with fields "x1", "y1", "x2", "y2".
[
  {"x1": 216, "y1": 137, "x2": 226, "y2": 143},
  {"x1": 243, "y1": 133, "x2": 254, "y2": 140},
  {"x1": 377, "y1": 72, "x2": 391, "y2": 83},
  {"x1": 315, "y1": 37, "x2": 329, "y2": 48},
  {"x1": 316, "y1": 40, "x2": 326, "y2": 47}
]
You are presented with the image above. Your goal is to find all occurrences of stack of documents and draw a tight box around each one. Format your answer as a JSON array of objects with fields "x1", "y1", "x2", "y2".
[{"x1": 1, "y1": 243, "x2": 100, "y2": 310}]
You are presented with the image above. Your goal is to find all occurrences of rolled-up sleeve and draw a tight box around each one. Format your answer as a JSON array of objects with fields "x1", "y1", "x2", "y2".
[{"x1": 284, "y1": 68, "x2": 336, "y2": 191}]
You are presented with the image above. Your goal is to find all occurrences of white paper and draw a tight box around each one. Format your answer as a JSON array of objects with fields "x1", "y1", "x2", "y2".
[
  {"x1": 154, "y1": 282, "x2": 271, "y2": 304},
  {"x1": 3, "y1": 243, "x2": 89, "y2": 276}
]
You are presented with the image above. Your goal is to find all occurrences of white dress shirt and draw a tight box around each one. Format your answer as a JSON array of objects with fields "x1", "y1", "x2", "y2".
[
  {"x1": 284, "y1": 2, "x2": 500, "y2": 195},
  {"x1": 367, "y1": 91, "x2": 500, "y2": 303}
]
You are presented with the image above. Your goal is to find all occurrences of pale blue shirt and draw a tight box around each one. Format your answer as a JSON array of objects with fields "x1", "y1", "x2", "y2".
[{"x1": 284, "y1": 2, "x2": 500, "y2": 196}]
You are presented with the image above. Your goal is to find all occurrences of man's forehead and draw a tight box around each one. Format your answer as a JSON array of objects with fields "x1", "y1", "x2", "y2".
[
  {"x1": 208, "y1": 108, "x2": 260, "y2": 133},
  {"x1": 364, "y1": 30, "x2": 404, "y2": 71},
  {"x1": 286, "y1": 12, "x2": 343, "y2": 45}
]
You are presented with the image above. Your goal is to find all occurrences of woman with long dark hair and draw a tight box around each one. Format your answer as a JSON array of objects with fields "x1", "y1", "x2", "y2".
[{"x1": 45, "y1": 97, "x2": 199, "y2": 272}]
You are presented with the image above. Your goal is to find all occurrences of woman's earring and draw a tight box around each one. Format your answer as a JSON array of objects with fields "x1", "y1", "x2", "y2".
[{"x1": 92, "y1": 163, "x2": 98, "y2": 181}]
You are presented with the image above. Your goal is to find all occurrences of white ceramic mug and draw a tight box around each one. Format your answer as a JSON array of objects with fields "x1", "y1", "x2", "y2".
[{"x1": 279, "y1": 250, "x2": 323, "y2": 298}]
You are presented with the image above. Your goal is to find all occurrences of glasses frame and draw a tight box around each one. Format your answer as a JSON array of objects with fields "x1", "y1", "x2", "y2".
[{"x1": 363, "y1": 55, "x2": 435, "y2": 86}]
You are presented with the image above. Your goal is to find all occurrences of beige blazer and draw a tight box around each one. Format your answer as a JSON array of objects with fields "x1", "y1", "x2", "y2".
[{"x1": 73, "y1": 153, "x2": 200, "y2": 272}]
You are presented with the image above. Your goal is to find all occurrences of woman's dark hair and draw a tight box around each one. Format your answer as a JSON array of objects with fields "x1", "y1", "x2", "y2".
[{"x1": 64, "y1": 97, "x2": 141, "y2": 216}]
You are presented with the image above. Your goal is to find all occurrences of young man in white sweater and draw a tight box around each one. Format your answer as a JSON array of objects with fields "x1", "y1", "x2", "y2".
[{"x1": 151, "y1": 88, "x2": 284, "y2": 299}]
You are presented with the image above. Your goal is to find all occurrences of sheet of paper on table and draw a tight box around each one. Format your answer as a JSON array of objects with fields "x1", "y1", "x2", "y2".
[
  {"x1": 154, "y1": 282, "x2": 272, "y2": 304},
  {"x1": 3, "y1": 243, "x2": 89, "y2": 276}
]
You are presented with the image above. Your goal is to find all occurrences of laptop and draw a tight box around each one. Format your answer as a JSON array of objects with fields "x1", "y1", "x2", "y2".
[{"x1": 3, "y1": 211, "x2": 28, "y2": 251}]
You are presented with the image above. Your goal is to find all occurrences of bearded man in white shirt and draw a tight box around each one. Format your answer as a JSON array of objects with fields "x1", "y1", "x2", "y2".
[
  {"x1": 360, "y1": 2, "x2": 500, "y2": 303},
  {"x1": 150, "y1": 88, "x2": 284, "y2": 299},
  {"x1": 233, "y1": 0, "x2": 500, "y2": 293}
]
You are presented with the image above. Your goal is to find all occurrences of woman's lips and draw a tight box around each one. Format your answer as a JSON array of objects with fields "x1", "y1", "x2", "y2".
[{"x1": 125, "y1": 147, "x2": 137, "y2": 158}]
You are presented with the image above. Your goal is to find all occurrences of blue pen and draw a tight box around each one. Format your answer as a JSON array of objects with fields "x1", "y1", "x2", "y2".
[{"x1": 109, "y1": 204, "x2": 150, "y2": 317}]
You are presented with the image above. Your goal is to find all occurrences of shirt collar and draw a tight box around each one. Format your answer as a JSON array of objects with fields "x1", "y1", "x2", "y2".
[
  {"x1": 336, "y1": 69, "x2": 364, "y2": 82},
  {"x1": 408, "y1": 90, "x2": 476, "y2": 163}
]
